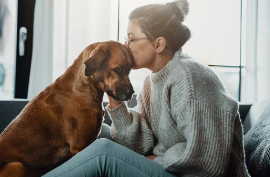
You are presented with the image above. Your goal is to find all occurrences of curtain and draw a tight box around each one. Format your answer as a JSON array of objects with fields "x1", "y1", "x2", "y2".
[
  {"x1": 28, "y1": 0, "x2": 118, "y2": 99},
  {"x1": 27, "y1": 0, "x2": 54, "y2": 99},
  {"x1": 244, "y1": 0, "x2": 270, "y2": 102}
]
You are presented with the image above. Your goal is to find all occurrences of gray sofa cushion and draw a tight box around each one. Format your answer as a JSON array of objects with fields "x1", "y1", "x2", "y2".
[
  {"x1": 0, "y1": 100, "x2": 113, "y2": 133},
  {"x1": 0, "y1": 100, "x2": 29, "y2": 133},
  {"x1": 243, "y1": 100, "x2": 270, "y2": 134},
  {"x1": 244, "y1": 102, "x2": 270, "y2": 177},
  {"x1": 0, "y1": 96, "x2": 138, "y2": 133}
]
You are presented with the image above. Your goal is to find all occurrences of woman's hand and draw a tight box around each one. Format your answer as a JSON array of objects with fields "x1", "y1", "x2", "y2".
[
  {"x1": 107, "y1": 94, "x2": 123, "y2": 109},
  {"x1": 146, "y1": 155, "x2": 156, "y2": 160}
]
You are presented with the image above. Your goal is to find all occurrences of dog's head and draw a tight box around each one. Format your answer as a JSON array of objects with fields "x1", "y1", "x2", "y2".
[{"x1": 84, "y1": 41, "x2": 134, "y2": 101}]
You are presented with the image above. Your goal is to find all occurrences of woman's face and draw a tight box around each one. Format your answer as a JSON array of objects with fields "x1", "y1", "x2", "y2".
[{"x1": 126, "y1": 21, "x2": 156, "y2": 70}]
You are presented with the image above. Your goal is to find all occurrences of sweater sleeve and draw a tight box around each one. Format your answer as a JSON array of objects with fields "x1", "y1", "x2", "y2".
[
  {"x1": 106, "y1": 78, "x2": 155, "y2": 155},
  {"x1": 153, "y1": 99, "x2": 236, "y2": 176}
]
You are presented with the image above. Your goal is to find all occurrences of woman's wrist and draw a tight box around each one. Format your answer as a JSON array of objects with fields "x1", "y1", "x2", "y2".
[{"x1": 107, "y1": 95, "x2": 123, "y2": 109}]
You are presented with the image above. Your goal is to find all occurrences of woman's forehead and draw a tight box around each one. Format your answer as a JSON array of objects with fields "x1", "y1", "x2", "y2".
[{"x1": 127, "y1": 21, "x2": 144, "y2": 37}]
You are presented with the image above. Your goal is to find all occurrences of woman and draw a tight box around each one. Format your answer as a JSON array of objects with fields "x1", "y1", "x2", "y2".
[{"x1": 43, "y1": 0, "x2": 250, "y2": 176}]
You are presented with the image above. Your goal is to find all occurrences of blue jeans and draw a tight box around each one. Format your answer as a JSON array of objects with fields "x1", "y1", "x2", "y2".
[{"x1": 42, "y1": 124, "x2": 177, "y2": 177}]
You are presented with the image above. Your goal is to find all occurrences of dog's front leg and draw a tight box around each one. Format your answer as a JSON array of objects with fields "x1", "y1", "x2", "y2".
[
  {"x1": 66, "y1": 118, "x2": 102, "y2": 155},
  {"x1": 0, "y1": 162, "x2": 38, "y2": 177},
  {"x1": 68, "y1": 131, "x2": 97, "y2": 155}
]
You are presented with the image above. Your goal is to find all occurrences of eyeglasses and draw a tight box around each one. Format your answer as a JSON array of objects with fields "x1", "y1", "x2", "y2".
[{"x1": 125, "y1": 36, "x2": 149, "y2": 48}]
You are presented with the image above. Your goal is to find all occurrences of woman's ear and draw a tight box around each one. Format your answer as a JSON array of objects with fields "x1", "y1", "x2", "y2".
[{"x1": 154, "y1": 37, "x2": 167, "y2": 54}]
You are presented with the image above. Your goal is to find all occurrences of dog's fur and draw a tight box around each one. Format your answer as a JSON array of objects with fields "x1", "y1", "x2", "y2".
[{"x1": 0, "y1": 41, "x2": 134, "y2": 177}]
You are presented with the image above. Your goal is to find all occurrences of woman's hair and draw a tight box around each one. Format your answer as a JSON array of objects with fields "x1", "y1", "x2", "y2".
[{"x1": 129, "y1": 0, "x2": 191, "y2": 53}]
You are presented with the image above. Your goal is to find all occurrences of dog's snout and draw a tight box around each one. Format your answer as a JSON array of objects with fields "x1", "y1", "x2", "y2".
[
  {"x1": 122, "y1": 86, "x2": 134, "y2": 94},
  {"x1": 122, "y1": 86, "x2": 129, "y2": 94}
]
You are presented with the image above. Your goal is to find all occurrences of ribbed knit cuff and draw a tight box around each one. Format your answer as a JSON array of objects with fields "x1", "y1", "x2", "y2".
[
  {"x1": 154, "y1": 155, "x2": 174, "y2": 171},
  {"x1": 105, "y1": 102, "x2": 131, "y2": 128},
  {"x1": 153, "y1": 156, "x2": 164, "y2": 165}
]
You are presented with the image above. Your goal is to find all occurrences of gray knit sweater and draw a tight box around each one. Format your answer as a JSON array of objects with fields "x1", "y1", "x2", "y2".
[{"x1": 106, "y1": 50, "x2": 250, "y2": 177}]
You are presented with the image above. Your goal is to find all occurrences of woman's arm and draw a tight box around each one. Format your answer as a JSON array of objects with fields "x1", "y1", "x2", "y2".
[
  {"x1": 107, "y1": 95, "x2": 122, "y2": 109},
  {"x1": 106, "y1": 76, "x2": 154, "y2": 155},
  {"x1": 153, "y1": 99, "x2": 237, "y2": 176}
]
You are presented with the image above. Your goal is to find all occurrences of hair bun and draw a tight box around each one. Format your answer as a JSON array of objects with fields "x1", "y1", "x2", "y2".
[
  {"x1": 174, "y1": 0, "x2": 189, "y2": 19},
  {"x1": 166, "y1": 0, "x2": 189, "y2": 22}
]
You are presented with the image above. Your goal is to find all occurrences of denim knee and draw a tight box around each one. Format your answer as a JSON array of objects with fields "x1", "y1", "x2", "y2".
[{"x1": 86, "y1": 138, "x2": 116, "y2": 155}]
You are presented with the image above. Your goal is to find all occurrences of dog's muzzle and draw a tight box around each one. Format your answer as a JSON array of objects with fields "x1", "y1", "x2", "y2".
[
  {"x1": 107, "y1": 85, "x2": 134, "y2": 101},
  {"x1": 116, "y1": 86, "x2": 134, "y2": 101}
]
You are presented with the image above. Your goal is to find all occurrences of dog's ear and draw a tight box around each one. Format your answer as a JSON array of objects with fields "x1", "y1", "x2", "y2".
[{"x1": 84, "y1": 48, "x2": 106, "y2": 76}]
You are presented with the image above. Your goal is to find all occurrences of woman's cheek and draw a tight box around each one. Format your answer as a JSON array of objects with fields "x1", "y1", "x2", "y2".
[{"x1": 131, "y1": 57, "x2": 141, "y2": 69}]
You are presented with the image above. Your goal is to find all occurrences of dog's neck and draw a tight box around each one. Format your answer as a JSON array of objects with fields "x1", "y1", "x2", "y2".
[{"x1": 87, "y1": 77, "x2": 104, "y2": 103}]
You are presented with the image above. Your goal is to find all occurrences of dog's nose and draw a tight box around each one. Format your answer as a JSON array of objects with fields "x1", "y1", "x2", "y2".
[{"x1": 122, "y1": 86, "x2": 133, "y2": 94}]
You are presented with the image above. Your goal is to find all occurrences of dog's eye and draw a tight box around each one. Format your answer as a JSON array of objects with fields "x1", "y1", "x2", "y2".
[{"x1": 113, "y1": 67, "x2": 123, "y2": 74}]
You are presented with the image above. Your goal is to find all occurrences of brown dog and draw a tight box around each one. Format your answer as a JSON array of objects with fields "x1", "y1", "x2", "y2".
[{"x1": 0, "y1": 41, "x2": 134, "y2": 177}]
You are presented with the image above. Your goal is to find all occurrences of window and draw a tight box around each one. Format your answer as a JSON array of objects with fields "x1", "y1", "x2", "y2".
[
  {"x1": 1, "y1": 0, "x2": 247, "y2": 102},
  {"x1": 119, "y1": 0, "x2": 246, "y2": 101},
  {"x1": 0, "y1": 0, "x2": 17, "y2": 99}
]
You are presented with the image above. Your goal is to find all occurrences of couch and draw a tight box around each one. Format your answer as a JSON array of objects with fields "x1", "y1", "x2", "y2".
[
  {"x1": 4, "y1": 98, "x2": 270, "y2": 133},
  {"x1": 1, "y1": 99, "x2": 267, "y2": 134},
  {"x1": 0, "y1": 97, "x2": 137, "y2": 133},
  {"x1": 1, "y1": 98, "x2": 266, "y2": 134}
]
